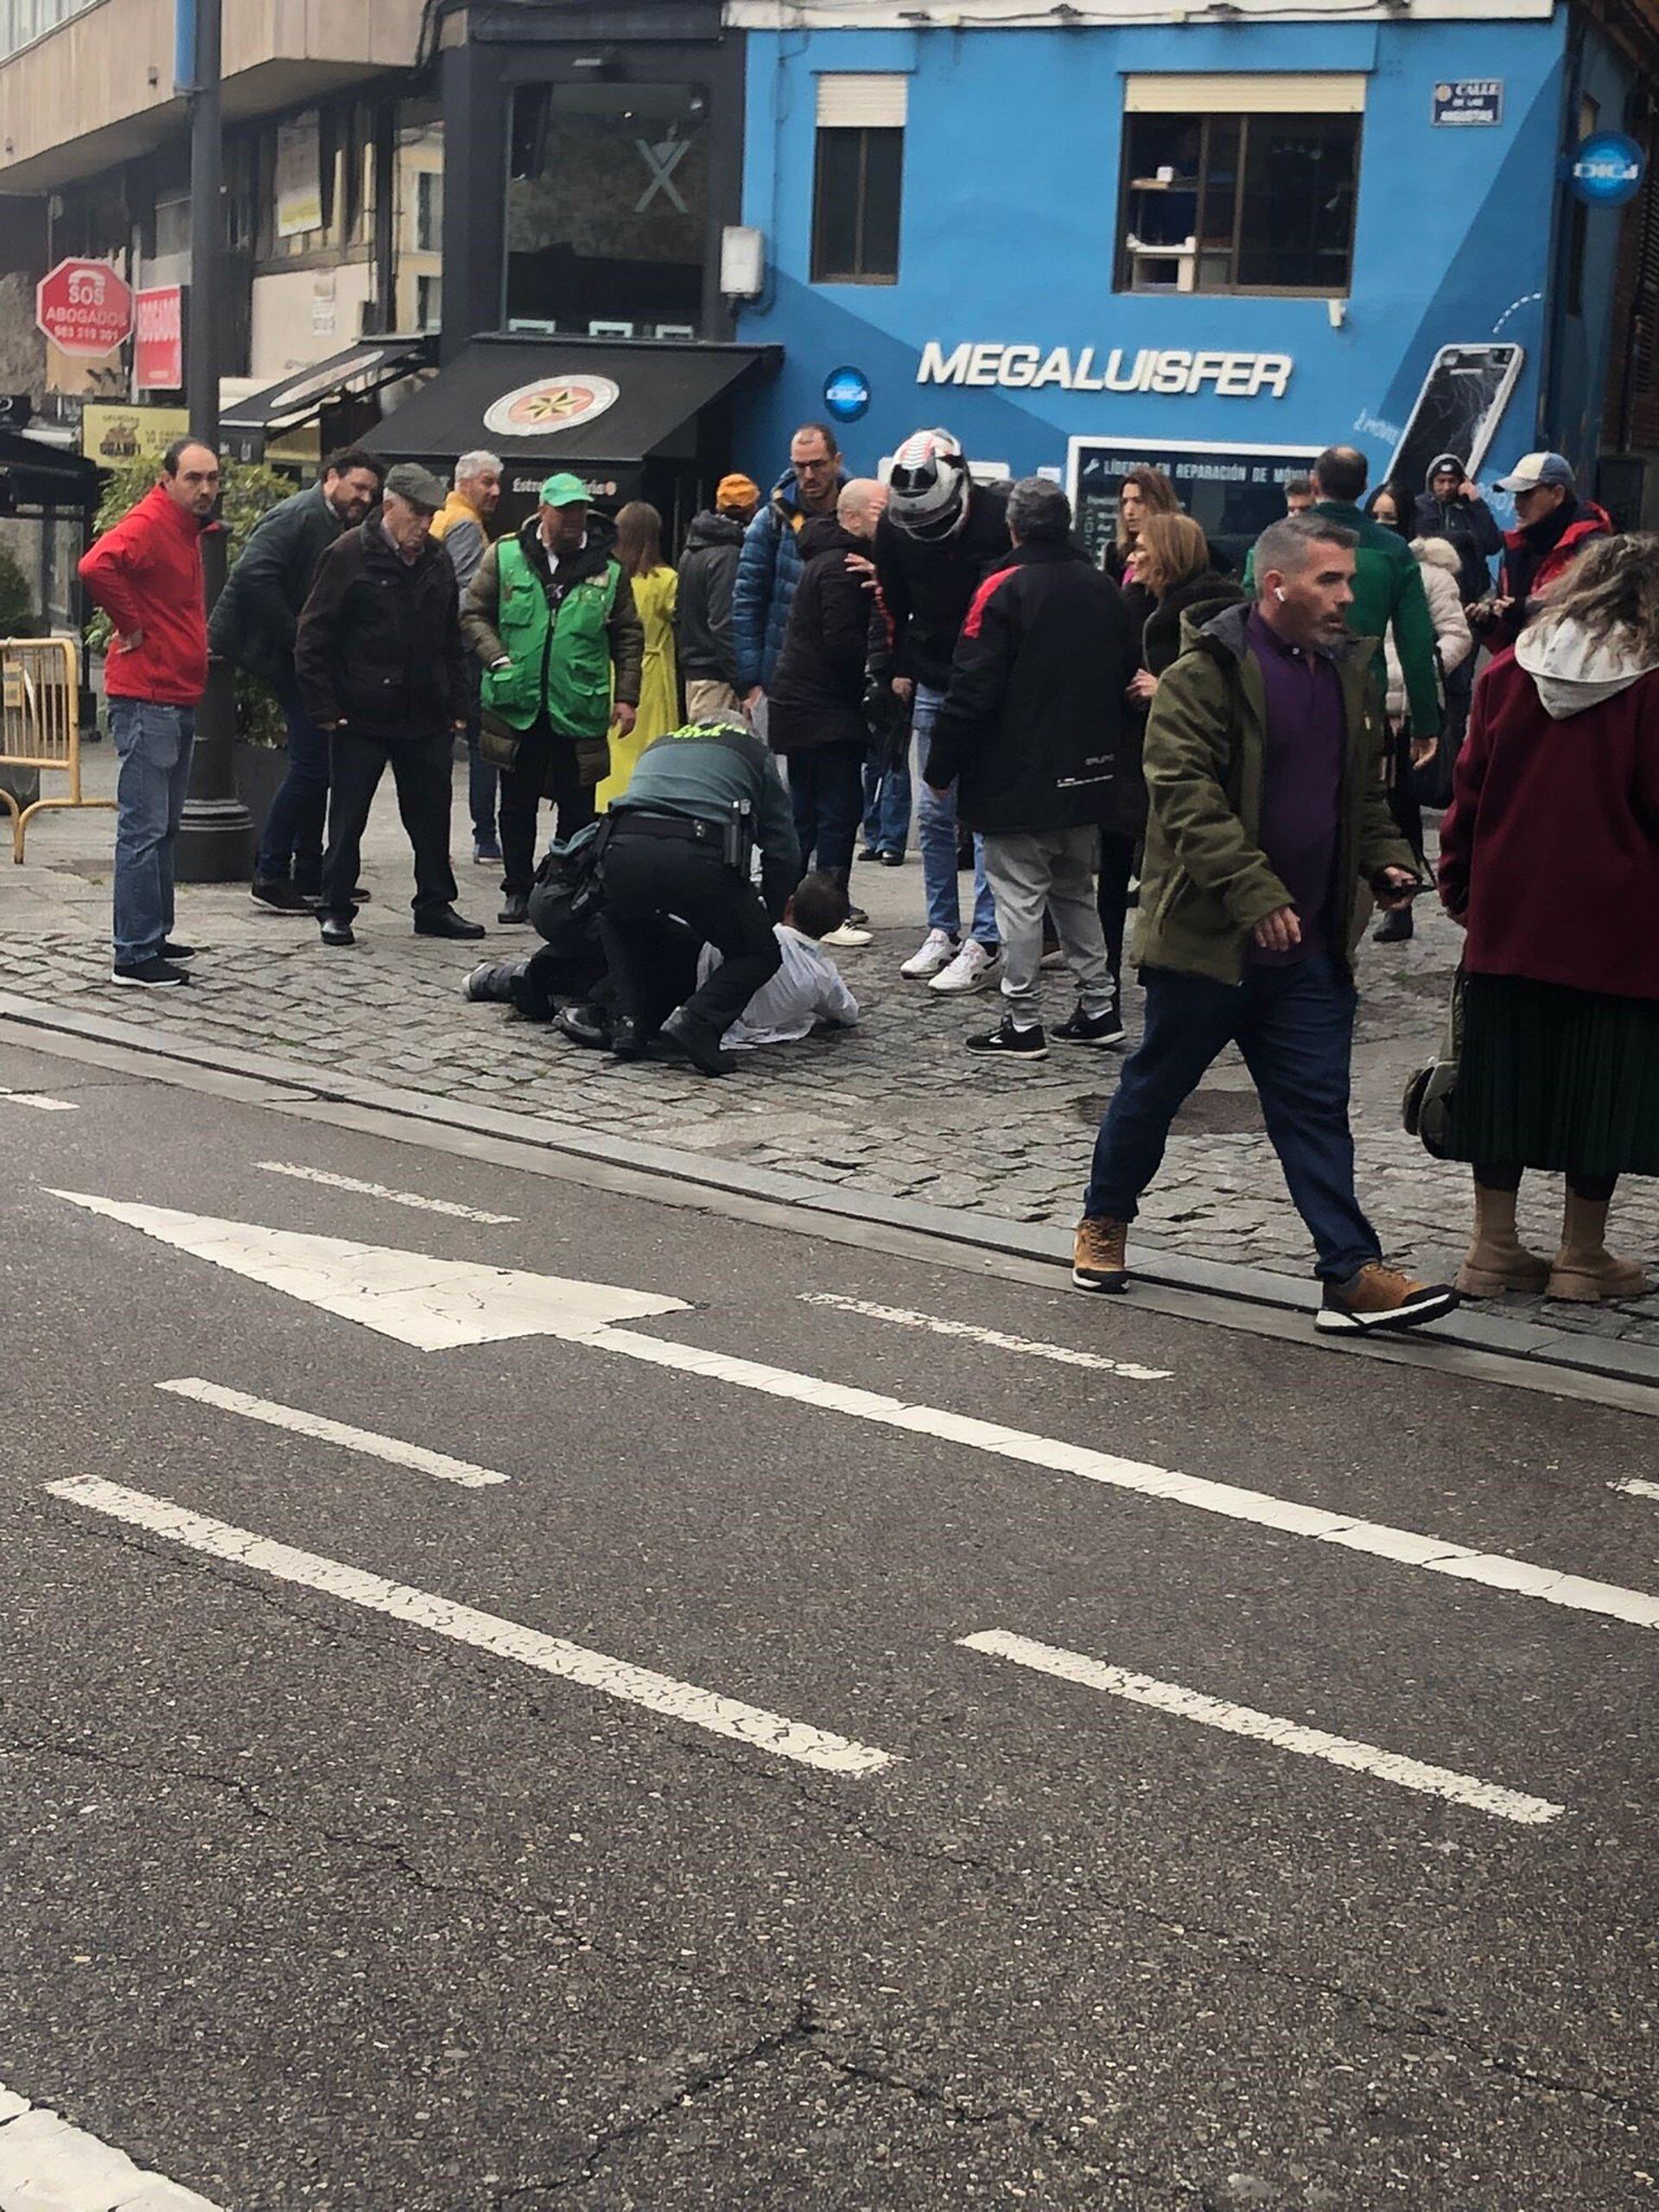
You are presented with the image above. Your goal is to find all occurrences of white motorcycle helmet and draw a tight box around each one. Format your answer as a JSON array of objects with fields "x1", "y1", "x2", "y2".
[{"x1": 887, "y1": 428, "x2": 971, "y2": 542}]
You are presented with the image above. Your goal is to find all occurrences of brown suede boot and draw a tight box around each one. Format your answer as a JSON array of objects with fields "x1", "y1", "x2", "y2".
[
  {"x1": 1546, "y1": 1189, "x2": 1650, "y2": 1302},
  {"x1": 1072, "y1": 1216, "x2": 1129, "y2": 1294},
  {"x1": 1456, "y1": 1179, "x2": 1551, "y2": 1297}
]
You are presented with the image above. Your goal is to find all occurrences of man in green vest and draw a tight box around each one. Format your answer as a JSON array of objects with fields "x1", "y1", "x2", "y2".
[{"x1": 462, "y1": 472, "x2": 644, "y2": 924}]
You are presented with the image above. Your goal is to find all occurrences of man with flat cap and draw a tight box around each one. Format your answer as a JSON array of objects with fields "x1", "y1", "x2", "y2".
[
  {"x1": 296, "y1": 461, "x2": 483, "y2": 947},
  {"x1": 462, "y1": 470, "x2": 644, "y2": 924}
]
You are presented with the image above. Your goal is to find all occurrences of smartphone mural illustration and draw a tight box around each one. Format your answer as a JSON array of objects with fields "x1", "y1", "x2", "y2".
[{"x1": 1388, "y1": 343, "x2": 1523, "y2": 493}]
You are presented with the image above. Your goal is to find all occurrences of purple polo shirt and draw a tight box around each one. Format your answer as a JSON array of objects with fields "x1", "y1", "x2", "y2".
[{"x1": 1246, "y1": 608, "x2": 1344, "y2": 967}]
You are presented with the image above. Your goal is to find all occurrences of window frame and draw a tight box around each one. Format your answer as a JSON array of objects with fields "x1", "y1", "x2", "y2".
[
  {"x1": 1116, "y1": 92, "x2": 1363, "y2": 300},
  {"x1": 810, "y1": 122, "x2": 904, "y2": 287}
]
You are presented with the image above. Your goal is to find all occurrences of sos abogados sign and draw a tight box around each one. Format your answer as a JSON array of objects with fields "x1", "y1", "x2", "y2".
[
  {"x1": 1570, "y1": 132, "x2": 1644, "y2": 207},
  {"x1": 35, "y1": 258, "x2": 135, "y2": 358}
]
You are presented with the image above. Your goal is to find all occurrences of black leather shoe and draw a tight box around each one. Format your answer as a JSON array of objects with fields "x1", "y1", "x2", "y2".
[
  {"x1": 661, "y1": 1007, "x2": 737, "y2": 1076},
  {"x1": 415, "y1": 906, "x2": 486, "y2": 940},
  {"x1": 498, "y1": 893, "x2": 530, "y2": 925},
  {"x1": 555, "y1": 1001, "x2": 613, "y2": 1050},
  {"x1": 608, "y1": 1015, "x2": 651, "y2": 1060}
]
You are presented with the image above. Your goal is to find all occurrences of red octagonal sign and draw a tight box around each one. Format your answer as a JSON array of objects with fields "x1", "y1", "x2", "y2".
[{"x1": 36, "y1": 257, "x2": 135, "y2": 358}]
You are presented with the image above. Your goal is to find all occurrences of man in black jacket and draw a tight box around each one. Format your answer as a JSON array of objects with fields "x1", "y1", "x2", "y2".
[
  {"x1": 1411, "y1": 453, "x2": 1503, "y2": 607},
  {"x1": 925, "y1": 477, "x2": 1133, "y2": 1060},
  {"x1": 677, "y1": 473, "x2": 757, "y2": 718},
  {"x1": 296, "y1": 463, "x2": 482, "y2": 948},
  {"x1": 210, "y1": 447, "x2": 384, "y2": 912},
  {"x1": 766, "y1": 477, "x2": 887, "y2": 946}
]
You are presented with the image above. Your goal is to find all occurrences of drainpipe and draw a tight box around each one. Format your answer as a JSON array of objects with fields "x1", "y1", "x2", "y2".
[{"x1": 1537, "y1": 11, "x2": 1586, "y2": 451}]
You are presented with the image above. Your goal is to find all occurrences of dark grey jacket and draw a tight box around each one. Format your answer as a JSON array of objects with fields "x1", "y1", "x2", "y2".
[
  {"x1": 676, "y1": 511, "x2": 745, "y2": 685},
  {"x1": 209, "y1": 481, "x2": 344, "y2": 689},
  {"x1": 611, "y1": 719, "x2": 801, "y2": 918}
]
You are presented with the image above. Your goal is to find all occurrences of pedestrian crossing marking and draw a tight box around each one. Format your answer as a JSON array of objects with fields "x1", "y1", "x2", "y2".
[{"x1": 158, "y1": 1377, "x2": 511, "y2": 1488}]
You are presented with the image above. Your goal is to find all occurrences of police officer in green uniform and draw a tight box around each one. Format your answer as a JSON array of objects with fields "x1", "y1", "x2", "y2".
[
  {"x1": 462, "y1": 473, "x2": 644, "y2": 925},
  {"x1": 600, "y1": 715, "x2": 801, "y2": 1075}
]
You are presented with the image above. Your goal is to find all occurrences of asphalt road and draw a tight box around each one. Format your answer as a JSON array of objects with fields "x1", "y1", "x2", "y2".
[{"x1": 0, "y1": 1033, "x2": 1654, "y2": 2211}]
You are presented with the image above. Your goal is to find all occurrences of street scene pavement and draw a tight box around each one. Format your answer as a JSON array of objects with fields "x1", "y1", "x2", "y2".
[
  {"x1": 0, "y1": 1020, "x2": 1654, "y2": 2209},
  {"x1": 3, "y1": 746, "x2": 1656, "y2": 1355}
]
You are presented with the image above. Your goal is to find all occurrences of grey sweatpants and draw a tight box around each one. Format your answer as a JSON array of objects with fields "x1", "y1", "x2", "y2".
[{"x1": 982, "y1": 825, "x2": 1116, "y2": 1028}]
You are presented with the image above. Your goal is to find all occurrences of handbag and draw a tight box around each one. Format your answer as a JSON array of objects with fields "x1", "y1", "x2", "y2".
[{"x1": 1402, "y1": 969, "x2": 1464, "y2": 1159}]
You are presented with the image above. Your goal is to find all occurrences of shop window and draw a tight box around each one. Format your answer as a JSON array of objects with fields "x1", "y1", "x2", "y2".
[
  {"x1": 505, "y1": 81, "x2": 708, "y2": 335},
  {"x1": 1118, "y1": 76, "x2": 1363, "y2": 296},
  {"x1": 811, "y1": 76, "x2": 906, "y2": 285}
]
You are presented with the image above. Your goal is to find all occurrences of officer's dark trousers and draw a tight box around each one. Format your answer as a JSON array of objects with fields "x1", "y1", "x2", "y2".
[
  {"x1": 599, "y1": 826, "x2": 780, "y2": 1038},
  {"x1": 321, "y1": 726, "x2": 457, "y2": 923}
]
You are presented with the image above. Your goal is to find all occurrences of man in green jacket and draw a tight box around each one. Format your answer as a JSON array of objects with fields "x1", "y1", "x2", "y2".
[
  {"x1": 1248, "y1": 444, "x2": 1441, "y2": 744},
  {"x1": 1073, "y1": 513, "x2": 1457, "y2": 1337},
  {"x1": 462, "y1": 473, "x2": 643, "y2": 924}
]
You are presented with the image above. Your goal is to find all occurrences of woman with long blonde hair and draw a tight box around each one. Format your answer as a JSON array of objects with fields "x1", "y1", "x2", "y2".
[
  {"x1": 598, "y1": 501, "x2": 678, "y2": 806},
  {"x1": 1439, "y1": 531, "x2": 1659, "y2": 1300}
]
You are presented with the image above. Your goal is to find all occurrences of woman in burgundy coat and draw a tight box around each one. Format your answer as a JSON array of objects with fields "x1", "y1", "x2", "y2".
[{"x1": 1439, "y1": 533, "x2": 1659, "y2": 1300}]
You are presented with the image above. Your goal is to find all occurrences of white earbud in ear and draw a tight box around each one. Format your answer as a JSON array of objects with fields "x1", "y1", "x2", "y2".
[{"x1": 1274, "y1": 586, "x2": 1288, "y2": 602}]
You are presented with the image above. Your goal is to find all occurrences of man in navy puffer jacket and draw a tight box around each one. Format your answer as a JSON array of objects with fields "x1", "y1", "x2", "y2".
[{"x1": 733, "y1": 423, "x2": 848, "y2": 725}]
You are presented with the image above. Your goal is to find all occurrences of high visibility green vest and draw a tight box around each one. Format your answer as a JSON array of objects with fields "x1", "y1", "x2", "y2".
[{"x1": 480, "y1": 537, "x2": 621, "y2": 738}]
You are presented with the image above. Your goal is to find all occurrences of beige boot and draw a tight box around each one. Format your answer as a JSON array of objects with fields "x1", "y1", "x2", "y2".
[
  {"x1": 1547, "y1": 1187, "x2": 1651, "y2": 1302},
  {"x1": 1456, "y1": 1179, "x2": 1550, "y2": 1297}
]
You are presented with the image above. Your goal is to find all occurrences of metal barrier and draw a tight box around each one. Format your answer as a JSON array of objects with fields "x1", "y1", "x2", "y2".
[{"x1": 0, "y1": 635, "x2": 113, "y2": 862}]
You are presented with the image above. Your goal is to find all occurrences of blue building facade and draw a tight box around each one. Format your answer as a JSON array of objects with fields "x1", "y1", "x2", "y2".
[{"x1": 732, "y1": 6, "x2": 1647, "y2": 535}]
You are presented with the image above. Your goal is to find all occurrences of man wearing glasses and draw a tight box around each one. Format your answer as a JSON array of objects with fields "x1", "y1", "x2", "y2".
[{"x1": 732, "y1": 422, "x2": 848, "y2": 738}]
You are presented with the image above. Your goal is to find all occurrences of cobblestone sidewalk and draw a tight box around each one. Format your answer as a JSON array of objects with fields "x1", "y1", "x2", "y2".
[{"x1": 3, "y1": 745, "x2": 1656, "y2": 1351}]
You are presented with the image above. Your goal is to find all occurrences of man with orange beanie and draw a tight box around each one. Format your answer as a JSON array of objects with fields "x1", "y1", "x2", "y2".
[{"x1": 677, "y1": 473, "x2": 760, "y2": 718}]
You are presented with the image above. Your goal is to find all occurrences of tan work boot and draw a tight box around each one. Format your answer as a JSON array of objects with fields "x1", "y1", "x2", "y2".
[
  {"x1": 1547, "y1": 1190, "x2": 1650, "y2": 1302},
  {"x1": 1456, "y1": 1180, "x2": 1551, "y2": 1297},
  {"x1": 1317, "y1": 1262, "x2": 1459, "y2": 1335},
  {"x1": 1072, "y1": 1216, "x2": 1129, "y2": 1294}
]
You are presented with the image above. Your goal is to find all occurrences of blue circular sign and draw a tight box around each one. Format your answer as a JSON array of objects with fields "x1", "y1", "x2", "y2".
[
  {"x1": 823, "y1": 365, "x2": 871, "y2": 423},
  {"x1": 1571, "y1": 130, "x2": 1644, "y2": 207}
]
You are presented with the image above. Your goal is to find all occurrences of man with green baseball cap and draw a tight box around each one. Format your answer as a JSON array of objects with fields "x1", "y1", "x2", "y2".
[{"x1": 461, "y1": 472, "x2": 644, "y2": 922}]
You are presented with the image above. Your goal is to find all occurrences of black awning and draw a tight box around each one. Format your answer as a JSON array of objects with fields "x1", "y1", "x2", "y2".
[
  {"x1": 362, "y1": 336, "x2": 779, "y2": 481},
  {"x1": 0, "y1": 429, "x2": 101, "y2": 516},
  {"x1": 221, "y1": 335, "x2": 438, "y2": 454}
]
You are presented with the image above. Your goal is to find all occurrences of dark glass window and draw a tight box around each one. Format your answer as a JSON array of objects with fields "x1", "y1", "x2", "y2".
[
  {"x1": 1119, "y1": 111, "x2": 1360, "y2": 295},
  {"x1": 811, "y1": 126, "x2": 903, "y2": 283},
  {"x1": 505, "y1": 82, "x2": 708, "y2": 336}
]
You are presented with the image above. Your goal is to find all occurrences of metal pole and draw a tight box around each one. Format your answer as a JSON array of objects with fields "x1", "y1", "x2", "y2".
[{"x1": 175, "y1": 0, "x2": 254, "y2": 882}]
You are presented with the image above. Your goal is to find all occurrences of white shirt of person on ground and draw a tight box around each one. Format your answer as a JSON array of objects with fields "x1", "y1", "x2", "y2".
[{"x1": 697, "y1": 924, "x2": 860, "y2": 1050}]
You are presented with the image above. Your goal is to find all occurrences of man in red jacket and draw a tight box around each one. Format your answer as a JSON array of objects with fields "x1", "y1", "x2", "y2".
[{"x1": 79, "y1": 437, "x2": 219, "y2": 987}]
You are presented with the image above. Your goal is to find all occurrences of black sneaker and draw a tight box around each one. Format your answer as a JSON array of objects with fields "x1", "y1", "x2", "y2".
[
  {"x1": 251, "y1": 880, "x2": 315, "y2": 914},
  {"x1": 415, "y1": 906, "x2": 486, "y2": 941},
  {"x1": 966, "y1": 1014, "x2": 1047, "y2": 1060},
  {"x1": 498, "y1": 893, "x2": 530, "y2": 925},
  {"x1": 1054, "y1": 1003, "x2": 1127, "y2": 1047},
  {"x1": 846, "y1": 904, "x2": 870, "y2": 927},
  {"x1": 319, "y1": 916, "x2": 356, "y2": 947},
  {"x1": 473, "y1": 837, "x2": 502, "y2": 866},
  {"x1": 554, "y1": 1001, "x2": 613, "y2": 1050},
  {"x1": 160, "y1": 940, "x2": 196, "y2": 961},
  {"x1": 111, "y1": 957, "x2": 188, "y2": 988}
]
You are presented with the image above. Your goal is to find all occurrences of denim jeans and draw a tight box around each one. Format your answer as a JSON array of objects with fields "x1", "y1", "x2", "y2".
[
  {"x1": 913, "y1": 683, "x2": 997, "y2": 945},
  {"x1": 787, "y1": 740, "x2": 866, "y2": 879},
  {"x1": 861, "y1": 747, "x2": 911, "y2": 858},
  {"x1": 467, "y1": 728, "x2": 499, "y2": 847},
  {"x1": 109, "y1": 698, "x2": 195, "y2": 965},
  {"x1": 1084, "y1": 952, "x2": 1382, "y2": 1282},
  {"x1": 255, "y1": 683, "x2": 329, "y2": 889}
]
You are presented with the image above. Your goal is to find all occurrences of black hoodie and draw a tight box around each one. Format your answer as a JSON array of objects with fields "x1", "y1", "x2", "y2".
[
  {"x1": 766, "y1": 513, "x2": 875, "y2": 753},
  {"x1": 675, "y1": 509, "x2": 746, "y2": 685},
  {"x1": 1410, "y1": 451, "x2": 1503, "y2": 604}
]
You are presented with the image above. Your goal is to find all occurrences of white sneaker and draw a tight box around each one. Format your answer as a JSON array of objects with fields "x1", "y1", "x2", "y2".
[
  {"x1": 929, "y1": 938, "x2": 1001, "y2": 994},
  {"x1": 822, "y1": 921, "x2": 873, "y2": 948},
  {"x1": 901, "y1": 927, "x2": 959, "y2": 980}
]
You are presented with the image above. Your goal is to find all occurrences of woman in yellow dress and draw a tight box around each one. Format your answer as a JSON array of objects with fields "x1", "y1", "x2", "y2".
[{"x1": 597, "y1": 501, "x2": 677, "y2": 806}]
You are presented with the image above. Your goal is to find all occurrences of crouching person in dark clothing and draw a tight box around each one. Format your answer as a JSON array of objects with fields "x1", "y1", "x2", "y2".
[{"x1": 598, "y1": 715, "x2": 800, "y2": 1075}]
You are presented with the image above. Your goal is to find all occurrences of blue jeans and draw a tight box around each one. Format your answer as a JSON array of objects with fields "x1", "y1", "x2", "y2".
[
  {"x1": 786, "y1": 740, "x2": 865, "y2": 879},
  {"x1": 861, "y1": 747, "x2": 911, "y2": 858},
  {"x1": 913, "y1": 683, "x2": 997, "y2": 945},
  {"x1": 255, "y1": 683, "x2": 328, "y2": 889},
  {"x1": 1083, "y1": 952, "x2": 1382, "y2": 1282},
  {"x1": 110, "y1": 698, "x2": 194, "y2": 965}
]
